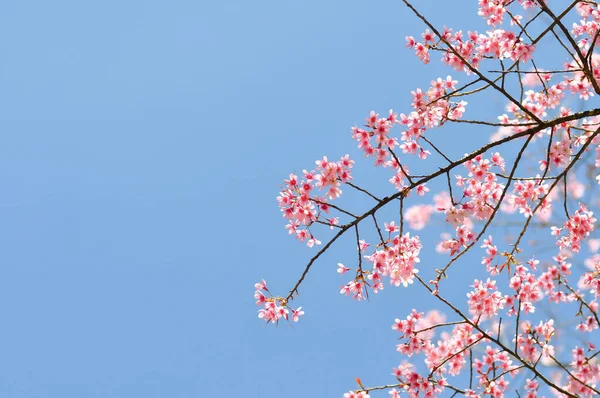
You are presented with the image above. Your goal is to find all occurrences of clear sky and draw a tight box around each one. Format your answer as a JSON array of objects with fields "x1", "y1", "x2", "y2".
[{"x1": 0, "y1": 1, "x2": 589, "y2": 397}]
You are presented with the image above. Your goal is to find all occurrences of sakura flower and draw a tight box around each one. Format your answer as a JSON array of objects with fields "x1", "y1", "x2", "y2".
[
  {"x1": 291, "y1": 307, "x2": 304, "y2": 322},
  {"x1": 337, "y1": 263, "x2": 350, "y2": 274},
  {"x1": 416, "y1": 184, "x2": 429, "y2": 196}
]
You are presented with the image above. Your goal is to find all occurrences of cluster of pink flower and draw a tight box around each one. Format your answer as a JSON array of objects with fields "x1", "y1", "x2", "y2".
[
  {"x1": 548, "y1": 134, "x2": 574, "y2": 168},
  {"x1": 572, "y1": 2, "x2": 600, "y2": 52},
  {"x1": 576, "y1": 313, "x2": 599, "y2": 333},
  {"x1": 477, "y1": 0, "x2": 510, "y2": 26},
  {"x1": 254, "y1": 280, "x2": 304, "y2": 325},
  {"x1": 351, "y1": 77, "x2": 466, "y2": 192},
  {"x1": 389, "y1": 363, "x2": 446, "y2": 398},
  {"x1": 480, "y1": 235, "x2": 500, "y2": 275},
  {"x1": 351, "y1": 109, "x2": 399, "y2": 166},
  {"x1": 339, "y1": 278, "x2": 368, "y2": 301},
  {"x1": 478, "y1": 0, "x2": 543, "y2": 26},
  {"x1": 398, "y1": 80, "x2": 466, "y2": 154},
  {"x1": 523, "y1": 379, "x2": 540, "y2": 398},
  {"x1": 469, "y1": 346, "x2": 514, "y2": 397},
  {"x1": 276, "y1": 154, "x2": 354, "y2": 247},
  {"x1": 423, "y1": 323, "x2": 480, "y2": 376},
  {"x1": 370, "y1": 232, "x2": 422, "y2": 288},
  {"x1": 561, "y1": 346, "x2": 600, "y2": 396},
  {"x1": 407, "y1": 26, "x2": 535, "y2": 73},
  {"x1": 389, "y1": 306, "x2": 567, "y2": 397},
  {"x1": 438, "y1": 225, "x2": 475, "y2": 257},
  {"x1": 552, "y1": 204, "x2": 597, "y2": 253},
  {"x1": 516, "y1": 320, "x2": 555, "y2": 363},
  {"x1": 520, "y1": 87, "x2": 565, "y2": 120},
  {"x1": 339, "y1": 232, "x2": 423, "y2": 300},
  {"x1": 467, "y1": 278, "x2": 507, "y2": 319},
  {"x1": 537, "y1": 255, "x2": 575, "y2": 304},
  {"x1": 508, "y1": 264, "x2": 543, "y2": 314},
  {"x1": 458, "y1": 153, "x2": 506, "y2": 220},
  {"x1": 391, "y1": 310, "x2": 533, "y2": 397},
  {"x1": 392, "y1": 309, "x2": 429, "y2": 355},
  {"x1": 433, "y1": 154, "x2": 508, "y2": 257},
  {"x1": 505, "y1": 178, "x2": 551, "y2": 219}
]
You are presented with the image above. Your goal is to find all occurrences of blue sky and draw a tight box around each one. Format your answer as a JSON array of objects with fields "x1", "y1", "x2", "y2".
[{"x1": 0, "y1": 1, "x2": 593, "y2": 397}]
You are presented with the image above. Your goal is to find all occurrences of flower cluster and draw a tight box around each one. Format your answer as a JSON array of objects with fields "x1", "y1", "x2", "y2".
[
  {"x1": 277, "y1": 154, "x2": 354, "y2": 247},
  {"x1": 480, "y1": 235, "x2": 499, "y2": 274},
  {"x1": 537, "y1": 255, "x2": 574, "y2": 304},
  {"x1": 516, "y1": 320, "x2": 556, "y2": 362},
  {"x1": 552, "y1": 204, "x2": 597, "y2": 253},
  {"x1": 254, "y1": 280, "x2": 304, "y2": 325},
  {"x1": 508, "y1": 264, "x2": 543, "y2": 314},
  {"x1": 457, "y1": 153, "x2": 506, "y2": 220},
  {"x1": 438, "y1": 225, "x2": 476, "y2": 257},
  {"x1": 390, "y1": 363, "x2": 446, "y2": 398},
  {"x1": 351, "y1": 109, "x2": 399, "y2": 166},
  {"x1": 368, "y1": 232, "x2": 422, "y2": 288},
  {"x1": 505, "y1": 177, "x2": 551, "y2": 219},
  {"x1": 407, "y1": 26, "x2": 536, "y2": 73},
  {"x1": 467, "y1": 278, "x2": 507, "y2": 319},
  {"x1": 423, "y1": 323, "x2": 479, "y2": 376},
  {"x1": 339, "y1": 232, "x2": 422, "y2": 300},
  {"x1": 478, "y1": 0, "x2": 544, "y2": 26},
  {"x1": 392, "y1": 312, "x2": 484, "y2": 396},
  {"x1": 351, "y1": 77, "x2": 466, "y2": 191},
  {"x1": 469, "y1": 346, "x2": 515, "y2": 396},
  {"x1": 561, "y1": 346, "x2": 600, "y2": 396}
]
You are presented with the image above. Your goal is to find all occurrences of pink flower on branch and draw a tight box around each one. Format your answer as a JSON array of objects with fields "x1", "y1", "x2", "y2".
[
  {"x1": 277, "y1": 154, "x2": 354, "y2": 247},
  {"x1": 254, "y1": 280, "x2": 304, "y2": 326}
]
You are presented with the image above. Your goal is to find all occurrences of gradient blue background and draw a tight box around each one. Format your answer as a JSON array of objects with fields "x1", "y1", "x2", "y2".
[{"x1": 0, "y1": 1, "x2": 589, "y2": 397}]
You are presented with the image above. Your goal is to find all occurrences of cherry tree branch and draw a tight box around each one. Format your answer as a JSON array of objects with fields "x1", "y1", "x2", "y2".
[{"x1": 286, "y1": 108, "x2": 600, "y2": 301}]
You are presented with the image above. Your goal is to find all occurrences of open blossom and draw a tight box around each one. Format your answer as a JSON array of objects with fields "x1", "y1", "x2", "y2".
[
  {"x1": 291, "y1": 307, "x2": 304, "y2": 322},
  {"x1": 385, "y1": 221, "x2": 400, "y2": 233},
  {"x1": 337, "y1": 263, "x2": 350, "y2": 274},
  {"x1": 416, "y1": 184, "x2": 429, "y2": 196}
]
